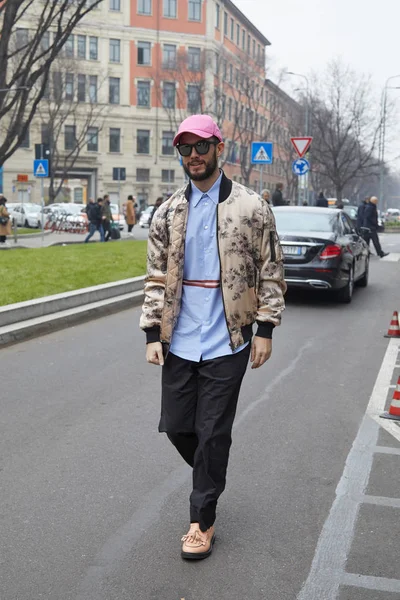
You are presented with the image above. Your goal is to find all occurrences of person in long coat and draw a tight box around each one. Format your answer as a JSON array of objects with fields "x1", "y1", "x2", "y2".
[
  {"x1": 126, "y1": 195, "x2": 136, "y2": 234},
  {"x1": 0, "y1": 196, "x2": 12, "y2": 244}
]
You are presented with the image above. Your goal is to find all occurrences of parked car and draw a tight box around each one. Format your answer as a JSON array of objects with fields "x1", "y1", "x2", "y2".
[
  {"x1": 9, "y1": 203, "x2": 42, "y2": 228},
  {"x1": 139, "y1": 205, "x2": 155, "y2": 228},
  {"x1": 343, "y1": 205, "x2": 358, "y2": 229},
  {"x1": 110, "y1": 203, "x2": 125, "y2": 230},
  {"x1": 273, "y1": 206, "x2": 369, "y2": 303}
]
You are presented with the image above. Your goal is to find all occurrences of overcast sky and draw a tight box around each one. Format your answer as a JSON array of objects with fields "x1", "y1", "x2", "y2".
[{"x1": 234, "y1": 0, "x2": 400, "y2": 165}]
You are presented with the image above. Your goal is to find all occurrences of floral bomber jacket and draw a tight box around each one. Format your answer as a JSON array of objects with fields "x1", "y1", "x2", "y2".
[{"x1": 139, "y1": 172, "x2": 287, "y2": 351}]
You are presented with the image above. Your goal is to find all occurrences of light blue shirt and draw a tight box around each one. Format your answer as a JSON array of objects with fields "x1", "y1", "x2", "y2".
[{"x1": 170, "y1": 172, "x2": 247, "y2": 362}]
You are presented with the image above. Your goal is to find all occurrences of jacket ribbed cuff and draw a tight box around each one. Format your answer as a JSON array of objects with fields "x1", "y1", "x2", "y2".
[
  {"x1": 255, "y1": 321, "x2": 275, "y2": 339},
  {"x1": 145, "y1": 326, "x2": 161, "y2": 344}
]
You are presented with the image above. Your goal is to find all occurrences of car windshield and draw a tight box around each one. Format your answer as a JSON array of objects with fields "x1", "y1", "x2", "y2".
[
  {"x1": 344, "y1": 206, "x2": 358, "y2": 219},
  {"x1": 144, "y1": 206, "x2": 154, "y2": 213},
  {"x1": 24, "y1": 205, "x2": 40, "y2": 213},
  {"x1": 273, "y1": 210, "x2": 338, "y2": 232},
  {"x1": 110, "y1": 204, "x2": 119, "y2": 213},
  {"x1": 64, "y1": 204, "x2": 84, "y2": 214}
]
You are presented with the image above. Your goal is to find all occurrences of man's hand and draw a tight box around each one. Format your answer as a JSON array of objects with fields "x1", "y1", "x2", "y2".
[
  {"x1": 251, "y1": 336, "x2": 272, "y2": 369},
  {"x1": 146, "y1": 342, "x2": 164, "y2": 366}
]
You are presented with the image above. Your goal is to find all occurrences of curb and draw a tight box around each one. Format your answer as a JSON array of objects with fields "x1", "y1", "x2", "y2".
[{"x1": 0, "y1": 277, "x2": 145, "y2": 347}]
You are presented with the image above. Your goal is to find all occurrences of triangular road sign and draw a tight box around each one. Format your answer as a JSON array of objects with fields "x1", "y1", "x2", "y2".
[
  {"x1": 35, "y1": 162, "x2": 46, "y2": 176},
  {"x1": 254, "y1": 146, "x2": 270, "y2": 162},
  {"x1": 291, "y1": 137, "x2": 313, "y2": 158}
]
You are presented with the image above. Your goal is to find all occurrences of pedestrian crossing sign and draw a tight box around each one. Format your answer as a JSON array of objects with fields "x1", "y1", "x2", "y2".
[
  {"x1": 251, "y1": 142, "x2": 273, "y2": 164},
  {"x1": 33, "y1": 159, "x2": 49, "y2": 178}
]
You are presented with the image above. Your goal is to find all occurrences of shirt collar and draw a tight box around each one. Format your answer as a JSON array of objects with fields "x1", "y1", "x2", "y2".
[{"x1": 190, "y1": 171, "x2": 223, "y2": 207}]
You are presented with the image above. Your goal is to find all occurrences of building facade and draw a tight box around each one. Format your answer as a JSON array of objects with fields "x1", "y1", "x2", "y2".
[{"x1": 2, "y1": 0, "x2": 301, "y2": 208}]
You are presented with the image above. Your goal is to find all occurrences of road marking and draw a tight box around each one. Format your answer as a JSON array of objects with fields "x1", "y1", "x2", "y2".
[
  {"x1": 363, "y1": 494, "x2": 400, "y2": 508},
  {"x1": 380, "y1": 253, "x2": 400, "y2": 262},
  {"x1": 343, "y1": 573, "x2": 400, "y2": 593},
  {"x1": 375, "y1": 445, "x2": 400, "y2": 455},
  {"x1": 297, "y1": 339, "x2": 400, "y2": 600},
  {"x1": 370, "y1": 414, "x2": 400, "y2": 444}
]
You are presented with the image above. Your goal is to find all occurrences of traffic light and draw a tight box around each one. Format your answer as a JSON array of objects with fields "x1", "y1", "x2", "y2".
[{"x1": 35, "y1": 143, "x2": 51, "y2": 175}]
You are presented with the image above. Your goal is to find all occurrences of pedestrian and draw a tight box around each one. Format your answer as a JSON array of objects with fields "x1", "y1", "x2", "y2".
[
  {"x1": 356, "y1": 196, "x2": 370, "y2": 234},
  {"x1": 85, "y1": 197, "x2": 95, "y2": 226},
  {"x1": 261, "y1": 188, "x2": 271, "y2": 205},
  {"x1": 84, "y1": 197, "x2": 105, "y2": 243},
  {"x1": 302, "y1": 200, "x2": 309, "y2": 206},
  {"x1": 272, "y1": 182, "x2": 285, "y2": 206},
  {"x1": 126, "y1": 195, "x2": 136, "y2": 235},
  {"x1": 0, "y1": 196, "x2": 12, "y2": 245},
  {"x1": 102, "y1": 194, "x2": 113, "y2": 242},
  {"x1": 149, "y1": 197, "x2": 163, "y2": 227},
  {"x1": 140, "y1": 114, "x2": 286, "y2": 560},
  {"x1": 363, "y1": 196, "x2": 389, "y2": 258},
  {"x1": 336, "y1": 199, "x2": 344, "y2": 209},
  {"x1": 316, "y1": 191, "x2": 328, "y2": 208}
]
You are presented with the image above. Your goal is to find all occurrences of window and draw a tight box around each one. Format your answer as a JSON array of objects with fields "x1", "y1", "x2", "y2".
[
  {"x1": 20, "y1": 127, "x2": 30, "y2": 148},
  {"x1": 109, "y1": 77, "x2": 120, "y2": 104},
  {"x1": 223, "y1": 59, "x2": 227, "y2": 81},
  {"x1": 89, "y1": 36, "x2": 98, "y2": 60},
  {"x1": 235, "y1": 68, "x2": 239, "y2": 89},
  {"x1": 16, "y1": 28, "x2": 29, "y2": 50},
  {"x1": 109, "y1": 128, "x2": 121, "y2": 152},
  {"x1": 163, "y1": 44, "x2": 176, "y2": 69},
  {"x1": 188, "y1": 47, "x2": 201, "y2": 71},
  {"x1": 189, "y1": 0, "x2": 201, "y2": 21},
  {"x1": 162, "y1": 82, "x2": 175, "y2": 108},
  {"x1": 247, "y1": 34, "x2": 251, "y2": 53},
  {"x1": 223, "y1": 12, "x2": 228, "y2": 34},
  {"x1": 136, "y1": 168, "x2": 150, "y2": 182},
  {"x1": 41, "y1": 31, "x2": 50, "y2": 53},
  {"x1": 65, "y1": 73, "x2": 74, "y2": 101},
  {"x1": 162, "y1": 169, "x2": 175, "y2": 183},
  {"x1": 228, "y1": 97, "x2": 232, "y2": 121},
  {"x1": 236, "y1": 24, "x2": 240, "y2": 45},
  {"x1": 230, "y1": 18, "x2": 234, "y2": 40},
  {"x1": 162, "y1": 131, "x2": 174, "y2": 155},
  {"x1": 137, "y1": 130, "x2": 150, "y2": 154},
  {"x1": 215, "y1": 3, "x2": 220, "y2": 28},
  {"x1": 52, "y1": 72, "x2": 62, "y2": 103},
  {"x1": 137, "y1": 80, "x2": 151, "y2": 107},
  {"x1": 89, "y1": 75, "x2": 98, "y2": 103},
  {"x1": 65, "y1": 125, "x2": 76, "y2": 150},
  {"x1": 187, "y1": 85, "x2": 200, "y2": 113},
  {"x1": 215, "y1": 53, "x2": 219, "y2": 75},
  {"x1": 109, "y1": 0, "x2": 121, "y2": 10},
  {"x1": 41, "y1": 123, "x2": 50, "y2": 145},
  {"x1": 242, "y1": 29, "x2": 245, "y2": 50},
  {"x1": 252, "y1": 39, "x2": 256, "y2": 57},
  {"x1": 229, "y1": 64, "x2": 233, "y2": 84},
  {"x1": 87, "y1": 127, "x2": 98, "y2": 151},
  {"x1": 110, "y1": 38, "x2": 121, "y2": 62},
  {"x1": 138, "y1": 0, "x2": 151, "y2": 14},
  {"x1": 65, "y1": 35, "x2": 74, "y2": 57},
  {"x1": 163, "y1": 0, "x2": 176, "y2": 18},
  {"x1": 77, "y1": 35, "x2": 86, "y2": 59},
  {"x1": 78, "y1": 74, "x2": 86, "y2": 102},
  {"x1": 138, "y1": 41, "x2": 151, "y2": 65}
]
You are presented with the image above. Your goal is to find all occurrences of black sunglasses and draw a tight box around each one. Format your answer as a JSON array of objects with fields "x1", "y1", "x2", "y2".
[{"x1": 176, "y1": 140, "x2": 219, "y2": 157}]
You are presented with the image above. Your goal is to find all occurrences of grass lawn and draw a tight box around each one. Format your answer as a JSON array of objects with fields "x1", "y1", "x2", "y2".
[
  {"x1": 16, "y1": 228, "x2": 38, "y2": 235},
  {"x1": 1, "y1": 241, "x2": 147, "y2": 306}
]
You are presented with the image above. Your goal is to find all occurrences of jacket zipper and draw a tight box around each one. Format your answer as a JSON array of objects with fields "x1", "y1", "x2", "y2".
[
  {"x1": 216, "y1": 206, "x2": 235, "y2": 350},
  {"x1": 270, "y1": 231, "x2": 276, "y2": 262}
]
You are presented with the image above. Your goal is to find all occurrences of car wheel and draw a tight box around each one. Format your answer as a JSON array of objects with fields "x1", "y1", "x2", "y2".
[
  {"x1": 356, "y1": 256, "x2": 369, "y2": 288},
  {"x1": 24, "y1": 219, "x2": 29, "y2": 228},
  {"x1": 337, "y1": 264, "x2": 354, "y2": 303}
]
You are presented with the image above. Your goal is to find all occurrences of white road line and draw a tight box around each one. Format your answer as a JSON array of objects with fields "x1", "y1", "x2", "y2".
[
  {"x1": 375, "y1": 445, "x2": 400, "y2": 455},
  {"x1": 363, "y1": 494, "x2": 400, "y2": 508},
  {"x1": 343, "y1": 573, "x2": 400, "y2": 593},
  {"x1": 297, "y1": 339, "x2": 400, "y2": 600},
  {"x1": 370, "y1": 414, "x2": 400, "y2": 443},
  {"x1": 380, "y1": 253, "x2": 400, "y2": 262}
]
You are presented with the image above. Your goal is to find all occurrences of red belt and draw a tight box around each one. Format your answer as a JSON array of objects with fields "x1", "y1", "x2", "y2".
[{"x1": 183, "y1": 279, "x2": 220, "y2": 288}]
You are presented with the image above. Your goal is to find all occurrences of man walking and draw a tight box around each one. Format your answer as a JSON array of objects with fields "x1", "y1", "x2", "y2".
[
  {"x1": 316, "y1": 191, "x2": 328, "y2": 207},
  {"x1": 363, "y1": 196, "x2": 389, "y2": 258},
  {"x1": 84, "y1": 197, "x2": 105, "y2": 243},
  {"x1": 102, "y1": 194, "x2": 113, "y2": 242},
  {"x1": 140, "y1": 115, "x2": 286, "y2": 560},
  {"x1": 272, "y1": 182, "x2": 285, "y2": 206},
  {"x1": 356, "y1": 196, "x2": 370, "y2": 234}
]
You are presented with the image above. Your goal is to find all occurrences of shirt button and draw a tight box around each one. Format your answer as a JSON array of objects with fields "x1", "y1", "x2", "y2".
[
  {"x1": 204, "y1": 225, "x2": 208, "y2": 230},
  {"x1": 204, "y1": 202, "x2": 208, "y2": 206}
]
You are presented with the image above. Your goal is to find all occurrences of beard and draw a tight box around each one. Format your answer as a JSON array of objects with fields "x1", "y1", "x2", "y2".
[{"x1": 183, "y1": 150, "x2": 218, "y2": 181}]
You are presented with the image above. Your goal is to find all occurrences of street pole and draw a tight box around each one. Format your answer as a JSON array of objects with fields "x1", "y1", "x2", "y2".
[
  {"x1": 379, "y1": 75, "x2": 400, "y2": 212},
  {"x1": 259, "y1": 164, "x2": 263, "y2": 196},
  {"x1": 118, "y1": 169, "x2": 121, "y2": 213},
  {"x1": 41, "y1": 178, "x2": 44, "y2": 247},
  {"x1": 286, "y1": 71, "x2": 310, "y2": 205}
]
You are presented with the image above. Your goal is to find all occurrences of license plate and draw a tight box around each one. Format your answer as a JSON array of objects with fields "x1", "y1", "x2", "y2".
[{"x1": 282, "y1": 245, "x2": 303, "y2": 255}]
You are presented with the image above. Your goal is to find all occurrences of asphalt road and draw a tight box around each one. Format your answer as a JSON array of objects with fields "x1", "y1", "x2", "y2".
[{"x1": 1, "y1": 234, "x2": 400, "y2": 600}]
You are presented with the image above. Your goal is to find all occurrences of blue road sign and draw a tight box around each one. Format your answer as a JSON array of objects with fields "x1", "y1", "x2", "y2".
[
  {"x1": 33, "y1": 159, "x2": 49, "y2": 178},
  {"x1": 251, "y1": 142, "x2": 273, "y2": 164},
  {"x1": 292, "y1": 158, "x2": 310, "y2": 176}
]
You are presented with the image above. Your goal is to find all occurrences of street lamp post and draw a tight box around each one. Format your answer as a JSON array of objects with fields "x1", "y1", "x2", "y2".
[
  {"x1": 379, "y1": 75, "x2": 400, "y2": 211},
  {"x1": 286, "y1": 71, "x2": 310, "y2": 205}
]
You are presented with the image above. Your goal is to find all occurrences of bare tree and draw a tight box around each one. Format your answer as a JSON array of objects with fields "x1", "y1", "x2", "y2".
[
  {"x1": 0, "y1": 0, "x2": 102, "y2": 166},
  {"x1": 308, "y1": 60, "x2": 382, "y2": 201},
  {"x1": 36, "y1": 56, "x2": 108, "y2": 203}
]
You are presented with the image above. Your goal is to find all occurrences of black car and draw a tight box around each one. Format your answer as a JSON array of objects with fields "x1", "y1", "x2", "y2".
[{"x1": 272, "y1": 207, "x2": 369, "y2": 302}]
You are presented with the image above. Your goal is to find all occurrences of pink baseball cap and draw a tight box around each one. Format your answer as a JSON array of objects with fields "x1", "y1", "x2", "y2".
[{"x1": 173, "y1": 114, "x2": 223, "y2": 146}]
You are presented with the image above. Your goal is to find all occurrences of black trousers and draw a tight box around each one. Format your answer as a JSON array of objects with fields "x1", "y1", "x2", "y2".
[
  {"x1": 104, "y1": 219, "x2": 112, "y2": 241},
  {"x1": 0, "y1": 235, "x2": 6, "y2": 243},
  {"x1": 160, "y1": 345, "x2": 251, "y2": 532},
  {"x1": 365, "y1": 229, "x2": 383, "y2": 256}
]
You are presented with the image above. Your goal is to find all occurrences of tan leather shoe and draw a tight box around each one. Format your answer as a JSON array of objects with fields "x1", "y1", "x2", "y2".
[{"x1": 181, "y1": 523, "x2": 215, "y2": 560}]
